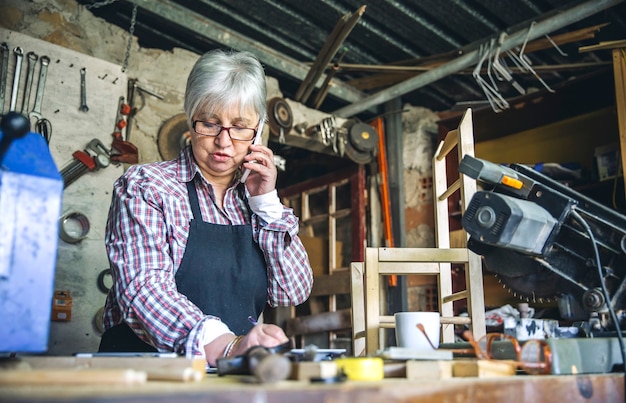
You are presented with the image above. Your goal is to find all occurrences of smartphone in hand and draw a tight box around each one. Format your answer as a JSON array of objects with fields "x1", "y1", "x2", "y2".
[{"x1": 240, "y1": 119, "x2": 264, "y2": 183}]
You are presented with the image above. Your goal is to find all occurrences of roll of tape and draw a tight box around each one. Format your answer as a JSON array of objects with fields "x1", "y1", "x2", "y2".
[
  {"x1": 93, "y1": 306, "x2": 105, "y2": 334},
  {"x1": 59, "y1": 211, "x2": 90, "y2": 243},
  {"x1": 334, "y1": 357, "x2": 384, "y2": 381},
  {"x1": 97, "y1": 268, "x2": 113, "y2": 294}
]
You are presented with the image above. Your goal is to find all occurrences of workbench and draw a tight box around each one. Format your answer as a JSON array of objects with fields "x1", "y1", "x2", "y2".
[{"x1": 0, "y1": 372, "x2": 622, "y2": 402}]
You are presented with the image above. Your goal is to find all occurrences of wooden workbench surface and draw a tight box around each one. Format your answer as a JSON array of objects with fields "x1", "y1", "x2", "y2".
[{"x1": 0, "y1": 372, "x2": 622, "y2": 402}]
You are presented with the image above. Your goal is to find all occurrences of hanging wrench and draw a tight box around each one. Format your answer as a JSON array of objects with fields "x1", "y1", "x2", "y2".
[
  {"x1": 29, "y1": 55, "x2": 50, "y2": 122},
  {"x1": 9, "y1": 46, "x2": 23, "y2": 112},
  {"x1": 0, "y1": 42, "x2": 9, "y2": 115},
  {"x1": 79, "y1": 67, "x2": 89, "y2": 112},
  {"x1": 21, "y1": 51, "x2": 38, "y2": 115}
]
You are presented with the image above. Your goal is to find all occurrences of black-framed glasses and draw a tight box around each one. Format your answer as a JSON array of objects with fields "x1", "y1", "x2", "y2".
[{"x1": 192, "y1": 120, "x2": 257, "y2": 141}]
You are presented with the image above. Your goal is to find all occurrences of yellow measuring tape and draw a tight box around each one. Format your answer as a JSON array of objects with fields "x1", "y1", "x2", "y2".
[{"x1": 334, "y1": 357, "x2": 384, "y2": 381}]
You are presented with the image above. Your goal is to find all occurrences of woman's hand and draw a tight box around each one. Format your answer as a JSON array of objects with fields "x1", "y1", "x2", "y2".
[
  {"x1": 242, "y1": 144, "x2": 277, "y2": 196},
  {"x1": 204, "y1": 324, "x2": 289, "y2": 366},
  {"x1": 231, "y1": 323, "x2": 289, "y2": 356}
]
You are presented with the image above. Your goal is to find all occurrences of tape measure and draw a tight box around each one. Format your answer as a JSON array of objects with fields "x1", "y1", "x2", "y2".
[{"x1": 334, "y1": 357, "x2": 384, "y2": 381}]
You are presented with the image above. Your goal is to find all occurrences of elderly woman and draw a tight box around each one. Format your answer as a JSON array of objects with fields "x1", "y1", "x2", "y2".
[{"x1": 99, "y1": 49, "x2": 313, "y2": 366}]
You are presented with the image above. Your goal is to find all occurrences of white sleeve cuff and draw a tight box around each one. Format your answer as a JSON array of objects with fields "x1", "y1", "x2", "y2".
[
  {"x1": 201, "y1": 318, "x2": 233, "y2": 348},
  {"x1": 247, "y1": 189, "x2": 283, "y2": 223}
]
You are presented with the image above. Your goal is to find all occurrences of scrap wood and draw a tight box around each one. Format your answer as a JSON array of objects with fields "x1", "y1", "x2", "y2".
[
  {"x1": 404, "y1": 359, "x2": 516, "y2": 380},
  {"x1": 0, "y1": 369, "x2": 147, "y2": 385},
  {"x1": 4, "y1": 356, "x2": 205, "y2": 383},
  {"x1": 452, "y1": 359, "x2": 516, "y2": 378},
  {"x1": 344, "y1": 23, "x2": 610, "y2": 91}
]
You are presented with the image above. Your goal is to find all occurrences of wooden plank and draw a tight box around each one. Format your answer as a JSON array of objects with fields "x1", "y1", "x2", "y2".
[
  {"x1": 11, "y1": 356, "x2": 206, "y2": 382},
  {"x1": 290, "y1": 361, "x2": 338, "y2": 380},
  {"x1": 365, "y1": 247, "x2": 382, "y2": 355},
  {"x1": 612, "y1": 48, "x2": 626, "y2": 200},
  {"x1": 310, "y1": 271, "x2": 351, "y2": 297},
  {"x1": 436, "y1": 129, "x2": 459, "y2": 161},
  {"x1": 406, "y1": 360, "x2": 454, "y2": 380},
  {"x1": 377, "y1": 261, "x2": 441, "y2": 275},
  {"x1": 285, "y1": 308, "x2": 352, "y2": 336},
  {"x1": 377, "y1": 247, "x2": 469, "y2": 263},
  {"x1": 0, "y1": 369, "x2": 147, "y2": 385},
  {"x1": 350, "y1": 262, "x2": 366, "y2": 357},
  {"x1": 453, "y1": 359, "x2": 516, "y2": 378}
]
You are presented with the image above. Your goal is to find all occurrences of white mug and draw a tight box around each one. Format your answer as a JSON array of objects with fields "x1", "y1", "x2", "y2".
[{"x1": 394, "y1": 311, "x2": 441, "y2": 350}]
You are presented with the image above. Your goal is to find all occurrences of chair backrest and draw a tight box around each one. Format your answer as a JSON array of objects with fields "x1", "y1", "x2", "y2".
[
  {"x1": 432, "y1": 107, "x2": 486, "y2": 343},
  {"x1": 350, "y1": 108, "x2": 486, "y2": 356}
]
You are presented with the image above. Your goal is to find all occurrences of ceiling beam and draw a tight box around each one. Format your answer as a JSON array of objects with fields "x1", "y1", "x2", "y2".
[
  {"x1": 333, "y1": 0, "x2": 625, "y2": 118},
  {"x1": 125, "y1": 0, "x2": 366, "y2": 105}
]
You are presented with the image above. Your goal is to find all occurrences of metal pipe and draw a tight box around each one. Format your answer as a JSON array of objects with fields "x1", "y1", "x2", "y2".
[{"x1": 333, "y1": 0, "x2": 624, "y2": 118}]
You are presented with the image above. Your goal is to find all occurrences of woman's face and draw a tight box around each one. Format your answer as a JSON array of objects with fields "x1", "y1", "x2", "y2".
[{"x1": 190, "y1": 104, "x2": 259, "y2": 183}]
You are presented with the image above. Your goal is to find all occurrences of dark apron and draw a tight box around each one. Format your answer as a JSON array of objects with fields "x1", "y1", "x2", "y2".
[{"x1": 99, "y1": 179, "x2": 268, "y2": 352}]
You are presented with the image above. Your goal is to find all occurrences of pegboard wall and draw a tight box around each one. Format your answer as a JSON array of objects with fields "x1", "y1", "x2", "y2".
[{"x1": 1, "y1": 28, "x2": 126, "y2": 355}]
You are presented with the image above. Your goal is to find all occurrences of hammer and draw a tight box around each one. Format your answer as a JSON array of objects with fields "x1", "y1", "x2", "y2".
[{"x1": 216, "y1": 343, "x2": 292, "y2": 383}]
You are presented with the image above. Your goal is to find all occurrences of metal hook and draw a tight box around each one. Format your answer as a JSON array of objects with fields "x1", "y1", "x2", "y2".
[{"x1": 544, "y1": 33, "x2": 568, "y2": 57}]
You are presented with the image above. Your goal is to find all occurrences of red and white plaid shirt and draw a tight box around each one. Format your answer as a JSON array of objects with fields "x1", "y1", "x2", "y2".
[{"x1": 102, "y1": 146, "x2": 312, "y2": 356}]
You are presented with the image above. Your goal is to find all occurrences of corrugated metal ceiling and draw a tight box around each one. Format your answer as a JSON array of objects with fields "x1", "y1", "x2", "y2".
[{"x1": 79, "y1": 0, "x2": 626, "y2": 118}]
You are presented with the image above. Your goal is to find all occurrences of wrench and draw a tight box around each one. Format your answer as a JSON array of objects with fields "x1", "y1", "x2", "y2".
[
  {"x1": 0, "y1": 42, "x2": 9, "y2": 115},
  {"x1": 21, "y1": 51, "x2": 38, "y2": 115},
  {"x1": 79, "y1": 67, "x2": 89, "y2": 112},
  {"x1": 29, "y1": 55, "x2": 50, "y2": 122},
  {"x1": 9, "y1": 46, "x2": 23, "y2": 112}
]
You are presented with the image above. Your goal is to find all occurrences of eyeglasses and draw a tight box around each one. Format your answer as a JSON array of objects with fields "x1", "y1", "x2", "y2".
[
  {"x1": 416, "y1": 324, "x2": 552, "y2": 375},
  {"x1": 469, "y1": 332, "x2": 552, "y2": 375},
  {"x1": 192, "y1": 120, "x2": 257, "y2": 141}
]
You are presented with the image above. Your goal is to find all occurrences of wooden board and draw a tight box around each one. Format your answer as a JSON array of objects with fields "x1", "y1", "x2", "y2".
[{"x1": 4, "y1": 356, "x2": 205, "y2": 383}]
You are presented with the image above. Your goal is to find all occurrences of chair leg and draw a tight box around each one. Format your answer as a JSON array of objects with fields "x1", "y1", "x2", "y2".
[{"x1": 350, "y1": 262, "x2": 366, "y2": 357}]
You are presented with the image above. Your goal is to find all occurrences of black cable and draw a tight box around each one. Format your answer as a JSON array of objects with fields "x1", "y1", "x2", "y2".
[{"x1": 571, "y1": 210, "x2": 626, "y2": 383}]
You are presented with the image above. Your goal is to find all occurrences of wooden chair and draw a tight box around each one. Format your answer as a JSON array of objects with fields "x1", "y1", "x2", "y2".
[
  {"x1": 285, "y1": 271, "x2": 352, "y2": 349},
  {"x1": 351, "y1": 108, "x2": 486, "y2": 356}
]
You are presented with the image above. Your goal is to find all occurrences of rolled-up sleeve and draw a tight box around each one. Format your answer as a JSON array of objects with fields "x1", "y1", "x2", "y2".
[{"x1": 252, "y1": 209, "x2": 313, "y2": 306}]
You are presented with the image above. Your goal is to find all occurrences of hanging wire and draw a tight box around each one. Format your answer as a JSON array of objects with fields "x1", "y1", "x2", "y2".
[
  {"x1": 473, "y1": 42, "x2": 508, "y2": 113},
  {"x1": 84, "y1": 0, "x2": 136, "y2": 73},
  {"x1": 544, "y1": 33, "x2": 568, "y2": 57},
  {"x1": 518, "y1": 21, "x2": 555, "y2": 93}
]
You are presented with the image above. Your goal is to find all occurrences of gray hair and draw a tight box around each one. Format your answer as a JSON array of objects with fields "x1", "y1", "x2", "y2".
[{"x1": 184, "y1": 49, "x2": 267, "y2": 126}]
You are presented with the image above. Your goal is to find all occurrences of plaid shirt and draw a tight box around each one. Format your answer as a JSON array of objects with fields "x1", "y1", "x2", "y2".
[{"x1": 103, "y1": 146, "x2": 312, "y2": 356}]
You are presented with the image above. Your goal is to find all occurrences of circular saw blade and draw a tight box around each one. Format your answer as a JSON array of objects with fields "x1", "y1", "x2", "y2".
[
  {"x1": 158, "y1": 113, "x2": 191, "y2": 161},
  {"x1": 482, "y1": 247, "x2": 562, "y2": 302}
]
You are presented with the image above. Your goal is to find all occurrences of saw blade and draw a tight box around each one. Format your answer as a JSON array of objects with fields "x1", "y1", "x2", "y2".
[
  {"x1": 493, "y1": 272, "x2": 560, "y2": 303},
  {"x1": 481, "y1": 246, "x2": 562, "y2": 301}
]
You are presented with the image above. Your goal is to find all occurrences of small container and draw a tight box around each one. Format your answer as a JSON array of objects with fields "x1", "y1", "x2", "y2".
[{"x1": 51, "y1": 291, "x2": 72, "y2": 321}]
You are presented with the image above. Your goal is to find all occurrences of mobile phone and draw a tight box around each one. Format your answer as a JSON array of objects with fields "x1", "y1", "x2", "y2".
[{"x1": 240, "y1": 119, "x2": 264, "y2": 183}]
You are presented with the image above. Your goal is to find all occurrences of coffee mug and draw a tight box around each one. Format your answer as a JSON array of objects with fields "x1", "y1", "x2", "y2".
[{"x1": 394, "y1": 311, "x2": 440, "y2": 350}]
